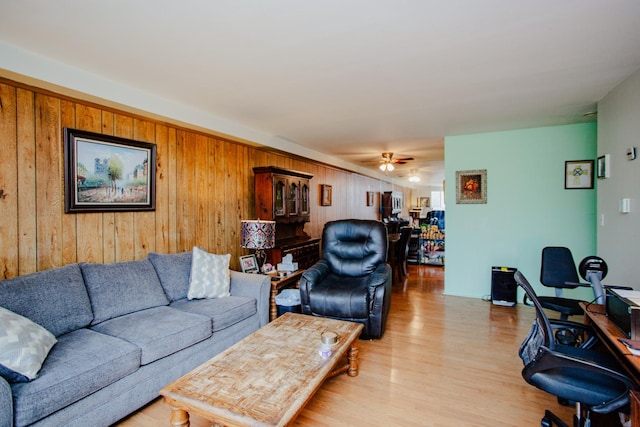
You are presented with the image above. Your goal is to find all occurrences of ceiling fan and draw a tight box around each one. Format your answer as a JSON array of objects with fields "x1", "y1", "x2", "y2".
[{"x1": 378, "y1": 152, "x2": 414, "y2": 172}]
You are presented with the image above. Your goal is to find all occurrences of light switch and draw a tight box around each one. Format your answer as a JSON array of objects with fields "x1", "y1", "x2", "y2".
[{"x1": 620, "y1": 198, "x2": 631, "y2": 214}]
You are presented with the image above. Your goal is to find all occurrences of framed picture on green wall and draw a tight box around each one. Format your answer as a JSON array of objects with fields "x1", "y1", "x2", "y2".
[
  {"x1": 565, "y1": 160, "x2": 594, "y2": 189},
  {"x1": 455, "y1": 169, "x2": 487, "y2": 204}
]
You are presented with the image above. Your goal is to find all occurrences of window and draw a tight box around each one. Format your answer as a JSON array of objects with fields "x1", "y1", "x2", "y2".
[{"x1": 431, "y1": 191, "x2": 445, "y2": 210}]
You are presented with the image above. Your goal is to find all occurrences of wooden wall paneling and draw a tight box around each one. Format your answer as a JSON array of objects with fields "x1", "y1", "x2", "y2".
[
  {"x1": 16, "y1": 88, "x2": 37, "y2": 276},
  {"x1": 194, "y1": 133, "x2": 209, "y2": 250},
  {"x1": 15, "y1": 88, "x2": 37, "y2": 274},
  {"x1": 177, "y1": 130, "x2": 196, "y2": 252},
  {"x1": 113, "y1": 114, "x2": 135, "y2": 261},
  {"x1": 34, "y1": 94, "x2": 64, "y2": 271},
  {"x1": 99, "y1": 110, "x2": 116, "y2": 264},
  {"x1": 73, "y1": 104, "x2": 104, "y2": 264},
  {"x1": 224, "y1": 142, "x2": 239, "y2": 261},
  {"x1": 1, "y1": 79, "x2": 415, "y2": 277},
  {"x1": 133, "y1": 118, "x2": 157, "y2": 259},
  {"x1": 59, "y1": 99, "x2": 79, "y2": 266},
  {"x1": 205, "y1": 137, "x2": 216, "y2": 254},
  {"x1": 167, "y1": 127, "x2": 178, "y2": 254},
  {"x1": 154, "y1": 124, "x2": 170, "y2": 254},
  {"x1": 0, "y1": 84, "x2": 18, "y2": 278}
]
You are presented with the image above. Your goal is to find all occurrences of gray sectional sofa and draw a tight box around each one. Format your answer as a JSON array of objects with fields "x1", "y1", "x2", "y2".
[{"x1": 0, "y1": 251, "x2": 270, "y2": 427}]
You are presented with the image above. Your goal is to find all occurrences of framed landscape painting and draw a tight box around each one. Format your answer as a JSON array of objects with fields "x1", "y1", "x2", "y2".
[{"x1": 64, "y1": 128, "x2": 156, "y2": 213}]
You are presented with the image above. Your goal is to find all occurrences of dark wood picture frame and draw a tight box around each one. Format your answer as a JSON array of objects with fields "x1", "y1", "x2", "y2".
[
  {"x1": 64, "y1": 127, "x2": 156, "y2": 213},
  {"x1": 366, "y1": 191, "x2": 374, "y2": 206},
  {"x1": 321, "y1": 184, "x2": 332, "y2": 206},
  {"x1": 565, "y1": 160, "x2": 594, "y2": 189}
]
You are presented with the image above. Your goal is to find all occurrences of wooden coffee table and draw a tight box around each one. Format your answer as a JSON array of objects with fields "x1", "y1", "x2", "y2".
[{"x1": 160, "y1": 313, "x2": 364, "y2": 427}]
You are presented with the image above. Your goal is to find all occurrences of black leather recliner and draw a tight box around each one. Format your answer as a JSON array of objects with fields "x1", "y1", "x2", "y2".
[{"x1": 299, "y1": 219, "x2": 392, "y2": 339}]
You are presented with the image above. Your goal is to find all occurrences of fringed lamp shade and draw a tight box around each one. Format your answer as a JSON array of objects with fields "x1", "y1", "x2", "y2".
[{"x1": 240, "y1": 220, "x2": 276, "y2": 250}]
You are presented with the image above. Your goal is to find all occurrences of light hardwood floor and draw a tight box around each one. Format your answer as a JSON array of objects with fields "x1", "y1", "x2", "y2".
[{"x1": 115, "y1": 265, "x2": 601, "y2": 426}]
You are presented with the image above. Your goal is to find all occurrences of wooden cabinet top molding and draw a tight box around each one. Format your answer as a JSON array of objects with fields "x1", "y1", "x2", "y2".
[{"x1": 252, "y1": 166, "x2": 313, "y2": 180}]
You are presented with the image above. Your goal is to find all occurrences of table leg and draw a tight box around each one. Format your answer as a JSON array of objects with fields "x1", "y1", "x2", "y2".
[
  {"x1": 169, "y1": 407, "x2": 189, "y2": 427},
  {"x1": 270, "y1": 285, "x2": 278, "y2": 321},
  {"x1": 347, "y1": 340, "x2": 360, "y2": 377}
]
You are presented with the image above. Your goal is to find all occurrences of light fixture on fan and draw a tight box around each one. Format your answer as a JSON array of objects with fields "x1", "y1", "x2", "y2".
[{"x1": 379, "y1": 162, "x2": 395, "y2": 172}]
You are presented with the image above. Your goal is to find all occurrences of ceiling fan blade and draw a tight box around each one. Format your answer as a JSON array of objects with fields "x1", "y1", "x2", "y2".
[{"x1": 394, "y1": 157, "x2": 414, "y2": 161}]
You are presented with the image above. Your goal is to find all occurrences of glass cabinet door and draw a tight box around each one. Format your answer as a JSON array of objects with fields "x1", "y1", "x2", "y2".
[
  {"x1": 274, "y1": 176, "x2": 287, "y2": 217},
  {"x1": 288, "y1": 180, "x2": 299, "y2": 216},
  {"x1": 300, "y1": 180, "x2": 310, "y2": 215}
]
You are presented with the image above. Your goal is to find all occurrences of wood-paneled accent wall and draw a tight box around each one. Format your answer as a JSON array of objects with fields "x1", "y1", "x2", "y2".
[{"x1": 0, "y1": 79, "x2": 409, "y2": 278}]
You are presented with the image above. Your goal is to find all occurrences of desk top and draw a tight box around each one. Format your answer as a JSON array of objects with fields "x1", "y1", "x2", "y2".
[{"x1": 581, "y1": 302, "x2": 640, "y2": 385}]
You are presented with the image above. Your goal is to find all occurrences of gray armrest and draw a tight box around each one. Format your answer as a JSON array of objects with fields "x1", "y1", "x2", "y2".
[
  {"x1": 0, "y1": 375, "x2": 13, "y2": 427},
  {"x1": 229, "y1": 271, "x2": 270, "y2": 327}
]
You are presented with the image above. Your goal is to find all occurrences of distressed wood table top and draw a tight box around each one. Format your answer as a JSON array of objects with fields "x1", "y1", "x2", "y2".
[{"x1": 160, "y1": 313, "x2": 363, "y2": 427}]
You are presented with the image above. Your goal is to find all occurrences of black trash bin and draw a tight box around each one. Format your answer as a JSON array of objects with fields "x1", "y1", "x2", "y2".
[
  {"x1": 275, "y1": 289, "x2": 301, "y2": 316},
  {"x1": 491, "y1": 266, "x2": 517, "y2": 306}
]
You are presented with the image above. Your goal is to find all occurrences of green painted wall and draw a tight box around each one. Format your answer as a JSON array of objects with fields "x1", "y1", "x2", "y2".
[{"x1": 444, "y1": 123, "x2": 597, "y2": 301}]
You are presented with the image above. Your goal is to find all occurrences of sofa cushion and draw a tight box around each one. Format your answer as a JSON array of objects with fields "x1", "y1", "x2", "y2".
[
  {"x1": 188, "y1": 247, "x2": 231, "y2": 299},
  {"x1": 91, "y1": 306, "x2": 212, "y2": 365},
  {"x1": 148, "y1": 251, "x2": 192, "y2": 302},
  {"x1": 171, "y1": 296, "x2": 257, "y2": 332},
  {"x1": 80, "y1": 259, "x2": 169, "y2": 325},
  {"x1": 11, "y1": 328, "x2": 140, "y2": 427},
  {"x1": 0, "y1": 263, "x2": 93, "y2": 337},
  {"x1": 0, "y1": 307, "x2": 57, "y2": 383}
]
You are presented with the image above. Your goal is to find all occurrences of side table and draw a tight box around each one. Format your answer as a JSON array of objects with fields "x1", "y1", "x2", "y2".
[{"x1": 267, "y1": 270, "x2": 304, "y2": 321}]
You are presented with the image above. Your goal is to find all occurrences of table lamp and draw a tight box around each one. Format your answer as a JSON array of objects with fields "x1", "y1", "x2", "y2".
[{"x1": 240, "y1": 219, "x2": 276, "y2": 273}]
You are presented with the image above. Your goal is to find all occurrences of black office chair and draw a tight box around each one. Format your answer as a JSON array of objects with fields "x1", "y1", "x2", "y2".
[
  {"x1": 299, "y1": 219, "x2": 392, "y2": 339},
  {"x1": 515, "y1": 270, "x2": 634, "y2": 427},
  {"x1": 538, "y1": 246, "x2": 590, "y2": 321}
]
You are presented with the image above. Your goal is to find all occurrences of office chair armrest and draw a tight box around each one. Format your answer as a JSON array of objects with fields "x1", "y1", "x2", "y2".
[{"x1": 563, "y1": 281, "x2": 591, "y2": 288}]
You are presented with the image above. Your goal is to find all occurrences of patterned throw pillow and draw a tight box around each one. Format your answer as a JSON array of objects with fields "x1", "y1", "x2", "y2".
[
  {"x1": 0, "y1": 307, "x2": 57, "y2": 382},
  {"x1": 187, "y1": 247, "x2": 231, "y2": 300}
]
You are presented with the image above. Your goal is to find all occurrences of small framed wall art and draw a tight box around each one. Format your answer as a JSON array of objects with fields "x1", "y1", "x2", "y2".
[
  {"x1": 366, "y1": 191, "x2": 374, "y2": 206},
  {"x1": 321, "y1": 184, "x2": 332, "y2": 206},
  {"x1": 455, "y1": 169, "x2": 487, "y2": 204},
  {"x1": 565, "y1": 160, "x2": 594, "y2": 189},
  {"x1": 597, "y1": 154, "x2": 610, "y2": 179}
]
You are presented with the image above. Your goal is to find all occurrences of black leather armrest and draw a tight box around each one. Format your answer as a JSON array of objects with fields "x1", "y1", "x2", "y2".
[{"x1": 300, "y1": 260, "x2": 330, "y2": 310}]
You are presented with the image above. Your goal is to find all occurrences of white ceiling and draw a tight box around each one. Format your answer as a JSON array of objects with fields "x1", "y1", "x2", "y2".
[{"x1": 2, "y1": 1, "x2": 640, "y2": 186}]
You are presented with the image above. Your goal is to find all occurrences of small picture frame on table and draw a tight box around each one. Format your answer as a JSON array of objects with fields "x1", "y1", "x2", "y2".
[{"x1": 239, "y1": 254, "x2": 259, "y2": 273}]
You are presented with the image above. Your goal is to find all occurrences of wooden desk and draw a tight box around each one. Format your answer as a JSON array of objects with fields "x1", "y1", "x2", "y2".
[
  {"x1": 580, "y1": 302, "x2": 640, "y2": 423},
  {"x1": 267, "y1": 270, "x2": 304, "y2": 321}
]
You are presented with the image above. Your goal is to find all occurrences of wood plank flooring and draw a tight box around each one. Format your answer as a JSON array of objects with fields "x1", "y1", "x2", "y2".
[{"x1": 115, "y1": 265, "x2": 591, "y2": 426}]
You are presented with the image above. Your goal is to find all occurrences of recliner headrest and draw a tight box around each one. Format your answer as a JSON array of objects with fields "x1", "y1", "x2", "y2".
[{"x1": 322, "y1": 219, "x2": 388, "y2": 277}]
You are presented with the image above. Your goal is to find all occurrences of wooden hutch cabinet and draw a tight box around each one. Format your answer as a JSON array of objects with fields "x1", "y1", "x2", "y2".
[{"x1": 253, "y1": 166, "x2": 320, "y2": 269}]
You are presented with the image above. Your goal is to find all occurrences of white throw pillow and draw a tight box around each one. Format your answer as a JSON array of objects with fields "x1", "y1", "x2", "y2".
[
  {"x1": 0, "y1": 307, "x2": 57, "y2": 382},
  {"x1": 187, "y1": 247, "x2": 231, "y2": 299}
]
